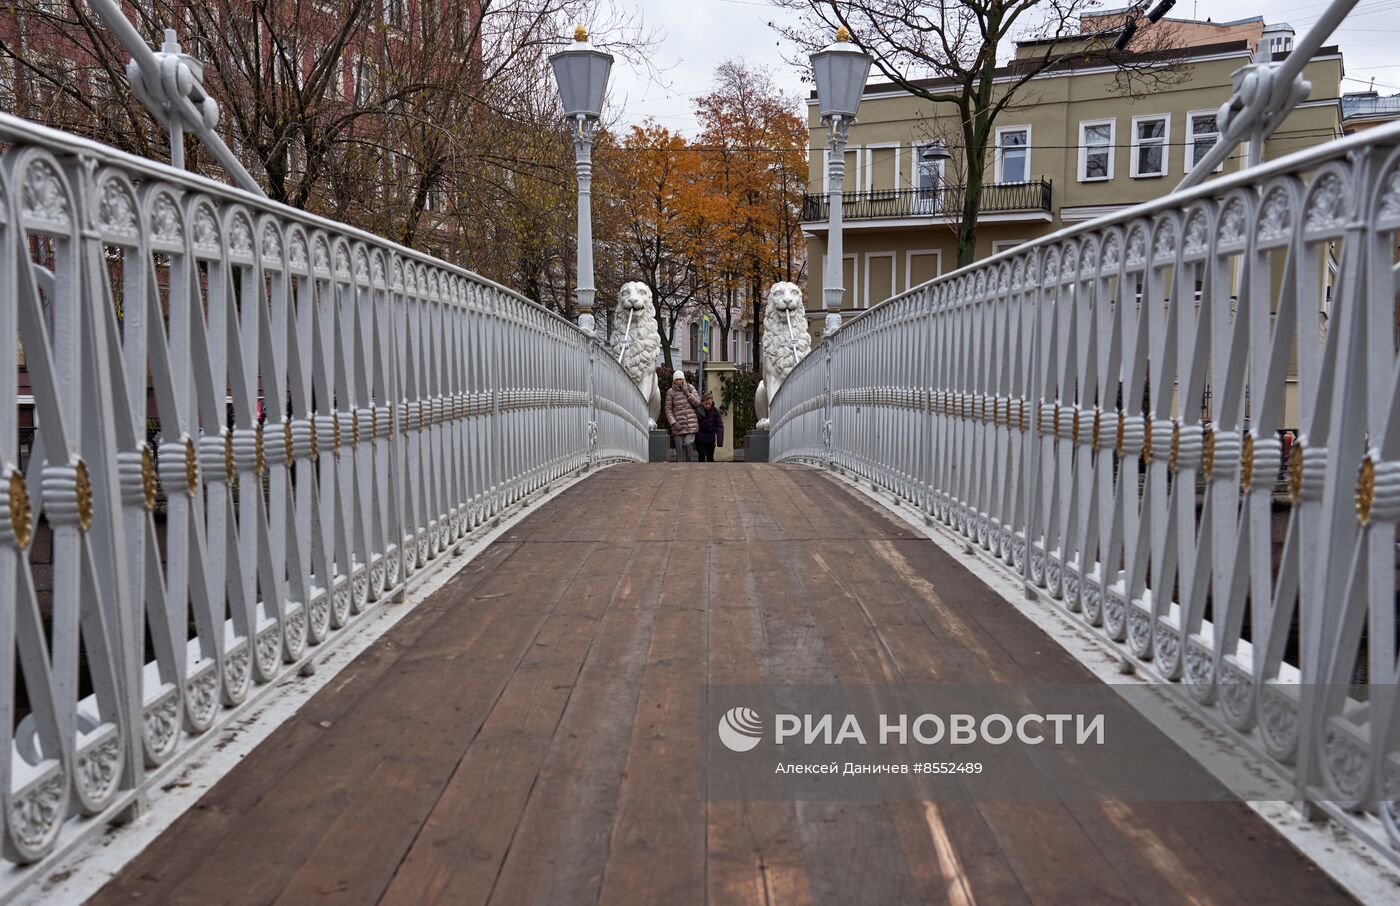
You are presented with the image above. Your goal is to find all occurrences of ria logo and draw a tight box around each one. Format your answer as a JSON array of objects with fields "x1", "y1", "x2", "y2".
[{"x1": 717, "y1": 707, "x2": 763, "y2": 752}]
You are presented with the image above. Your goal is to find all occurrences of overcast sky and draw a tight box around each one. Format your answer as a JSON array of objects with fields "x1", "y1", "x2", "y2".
[{"x1": 606, "y1": 0, "x2": 1400, "y2": 135}]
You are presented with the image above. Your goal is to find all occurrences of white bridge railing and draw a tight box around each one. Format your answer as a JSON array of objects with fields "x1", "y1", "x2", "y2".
[
  {"x1": 0, "y1": 112, "x2": 646, "y2": 877},
  {"x1": 772, "y1": 115, "x2": 1400, "y2": 854}
]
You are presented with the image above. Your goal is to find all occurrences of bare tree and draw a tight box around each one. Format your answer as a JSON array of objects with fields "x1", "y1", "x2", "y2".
[
  {"x1": 0, "y1": 0, "x2": 654, "y2": 312},
  {"x1": 771, "y1": 0, "x2": 1181, "y2": 267}
]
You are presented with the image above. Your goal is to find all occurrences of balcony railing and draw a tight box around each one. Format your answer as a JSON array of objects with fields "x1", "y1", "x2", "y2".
[{"x1": 801, "y1": 179, "x2": 1053, "y2": 222}]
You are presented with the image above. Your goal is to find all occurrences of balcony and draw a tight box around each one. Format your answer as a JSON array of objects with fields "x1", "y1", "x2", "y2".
[{"x1": 801, "y1": 178, "x2": 1053, "y2": 225}]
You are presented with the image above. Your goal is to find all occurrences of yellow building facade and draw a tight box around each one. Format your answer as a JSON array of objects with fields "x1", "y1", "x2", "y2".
[{"x1": 803, "y1": 29, "x2": 1346, "y2": 350}]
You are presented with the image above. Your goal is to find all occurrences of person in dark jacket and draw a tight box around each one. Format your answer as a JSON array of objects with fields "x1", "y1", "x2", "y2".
[{"x1": 696, "y1": 392, "x2": 724, "y2": 462}]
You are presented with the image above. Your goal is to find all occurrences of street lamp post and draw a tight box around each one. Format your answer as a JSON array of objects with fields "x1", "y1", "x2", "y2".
[
  {"x1": 550, "y1": 26, "x2": 613, "y2": 337},
  {"x1": 810, "y1": 26, "x2": 871, "y2": 335}
]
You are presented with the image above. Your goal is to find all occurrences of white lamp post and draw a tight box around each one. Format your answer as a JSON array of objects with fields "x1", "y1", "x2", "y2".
[
  {"x1": 811, "y1": 26, "x2": 871, "y2": 335},
  {"x1": 550, "y1": 26, "x2": 613, "y2": 337}
]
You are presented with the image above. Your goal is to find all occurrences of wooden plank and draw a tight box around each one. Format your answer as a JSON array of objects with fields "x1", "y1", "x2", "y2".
[
  {"x1": 122, "y1": 540, "x2": 593, "y2": 906},
  {"x1": 595, "y1": 537, "x2": 710, "y2": 905},
  {"x1": 85, "y1": 540, "x2": 523, "y2": 905},
  {"x1": 292, "y1": 541, "x2": 631, "y2": 906},
  {"x1": 793, "y1": 538, "x2": 1026, "y2": 906},
  {"x1": 744, "y1": 532, "x2": 925, "y2": 904},
  {"x1": 484, "y1": 541, "x2": 671, "y2": 905},
  {"x1": 706, "y1": 539, "x2": 815, "y2": 906}
]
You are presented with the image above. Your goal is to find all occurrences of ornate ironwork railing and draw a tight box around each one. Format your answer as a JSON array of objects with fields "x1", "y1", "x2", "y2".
[
  {"x1": 801, "y1": 179, "x2": 1053, "y2": 222},
  {"x1": 0, "y1": 111, "x2": 646, "y2": 875},
  {"x1": 772, "y1": 114, "x2": 1400, "y2": 854}
]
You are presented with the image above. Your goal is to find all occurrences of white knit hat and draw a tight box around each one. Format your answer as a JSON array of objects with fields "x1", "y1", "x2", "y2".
[{"x1": 673, "y1": 370, "x2": 685, "y2": 381}]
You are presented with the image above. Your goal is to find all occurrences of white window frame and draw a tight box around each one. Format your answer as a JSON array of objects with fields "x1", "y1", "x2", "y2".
[
  {"x1": 863, "y1": 252, "x2": 897, "y2": 308},
  {"x1": 1078, "y1": 118, "x2": 1116, "y2": 182},
  {"x1": 904, "y1": 249, "x2": 942, "y2": 291},
  {"x1": 994, "y1": 125, "x2": 1031, "y2": 185},
  {"x1": 1129, "y1": 113, "x2": 1170, "y2": 178},
  {"x1": 991, "y1": 240, "x2": 1022, "y2": 256},
  {"x1": 863, "y1": 141, "x2": 900, "y2": 193},
  {"x1": 821, "y1": 145, "x2": 864, "y2": 194},
  {"x1": 1187, "y1": 109, "x2": 1225, "y2": 173},
  {"x1": 910, "y1": 141, "x2": 946, "y2": 214}
]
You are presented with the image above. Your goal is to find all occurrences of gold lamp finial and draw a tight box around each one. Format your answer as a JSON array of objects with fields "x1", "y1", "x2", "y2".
[
  {"x1": 574, "y1": 25, "x2": 589, "y2": 42},
  {"x1": 836, "y1": 25, "x2": 851, "y2": 42}
]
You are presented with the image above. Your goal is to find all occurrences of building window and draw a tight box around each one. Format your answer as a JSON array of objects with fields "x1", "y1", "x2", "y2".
[
  {"x1": 1188, "y1": 111, "x2": 1222, "y2": 172},
  {"x1": 1079, "y1": 120, "x2": 1114, "y2": 181},
  {"x1": 689, "y1": 322, "x2": 700, "y2": 361},
  {"x1": 913, "y1": 143, "x2": 945, "y2": 213},
  {"x1": 995, "y1": 126, "x2": 1030, "y2": 184},
  {"x1": 1130, "y1": 114, "x2": 1169, "y2": 178},
  {"x1": 991, "y1": 240, "x2": 1022, "y2": 255},
  {"x1": 383, "y1": 0, "x2": 405, "y2": 28}
]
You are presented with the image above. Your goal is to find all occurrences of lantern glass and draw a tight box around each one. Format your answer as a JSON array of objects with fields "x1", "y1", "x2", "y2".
[
  {"x1": 550, "y1": 37, "x2": 613, "y2": 120},
  {"x1": 811, "y1": 41, "x2": 872, "y2": 121}
]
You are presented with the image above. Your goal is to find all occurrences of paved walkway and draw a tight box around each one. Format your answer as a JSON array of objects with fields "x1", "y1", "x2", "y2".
[{"x1": 90, "y1": 464, "x2": 1352, "y2": 905}]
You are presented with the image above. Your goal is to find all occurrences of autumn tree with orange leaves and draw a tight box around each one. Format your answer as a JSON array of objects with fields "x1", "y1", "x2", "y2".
[{"x1": 604, "y1": 61, "x2": 806, "y2": 370}]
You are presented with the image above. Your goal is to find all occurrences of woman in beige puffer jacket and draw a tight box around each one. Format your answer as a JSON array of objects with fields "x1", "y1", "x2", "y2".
[{"x1": 664, "y1": 370, "x2": 701, "y2": 461}]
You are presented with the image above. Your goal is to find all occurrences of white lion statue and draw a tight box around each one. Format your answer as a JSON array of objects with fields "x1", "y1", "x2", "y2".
[
  {"x1": 615, "y1": 281, "x2": 662, "y2": 427},
  {"x1": 754, "y1": 281, "x2": 812, "y2": 429}
]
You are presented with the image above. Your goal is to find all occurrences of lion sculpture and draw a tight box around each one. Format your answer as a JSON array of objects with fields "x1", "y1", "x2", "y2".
[
  {"x1": 754, "y1": 281, "x2": 812, "y2": 429},
  {"x1": 615, "y1": 281, "x2": 662, "y2": 427}
]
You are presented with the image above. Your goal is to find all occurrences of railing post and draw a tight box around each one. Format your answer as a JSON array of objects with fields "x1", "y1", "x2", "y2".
[{"x1": 823, "y1": 338, "x2": 835, "y2": 467}]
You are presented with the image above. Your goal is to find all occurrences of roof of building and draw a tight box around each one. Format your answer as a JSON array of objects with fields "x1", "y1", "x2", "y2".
[{"x1": 808, "y1": 39, "x2": 1339, "y2": 101}]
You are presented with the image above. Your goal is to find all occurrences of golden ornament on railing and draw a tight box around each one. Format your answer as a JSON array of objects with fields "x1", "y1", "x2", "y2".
[
  {"x1": 352, "y1": 411, "x2": 361, "y2": 449},
  {"x1": 1240, "y1": 434, "x2": 1255, "y2": 492},
  {"x1": 1288, "y1": 442, "x2": 1305, "y2": 504},
  {"x1": 74, "y1": 459, "x2": 93, "y2": 532},
  {"x1": 1091, "y1": 407, "x2": 1102, "y2": 451},
  {"x1": 1169, "y1": 423, "x2": 1181, "y2": 472},
  {"x1": 1356, "y1": 455, "x2": 1376, "y2": 526},
  {"x1": 1142, "y1": 417, "x2": 1154, "y2": 463},
  {"x1": 142, "y1": 444, "x2": 158, "y2": 510},
  {"x1": 1072, "y1": 408, "x2": 1081, "y2": 446},
  {"x1": 224, "y1": 433, "x2": 235, "y2": 483},
  {"x1": 255, "y1": 425, "x2": 266, "y2": 476},
  {"x1": 8, "y1": 469, "x2": 32, "y2": 549},
  {"x1": 1052, "y1": 405, "x2": 1061, "y2": 438},
  {"x1": 1019, "y1": 400, "x2": 1027, "y2": 433},
  {"x1": 1115, "y1": 409, "x2": 1126, "y2": 456},
  {"x1": 1202, "y1": 430, "x2": 1216, "y2": 481},
  {"x1": 284, "y1": 420, "x2": 295, "y2": 464},
  {"x1": 185, "y1": 437, "x2": 199, "y2": 496},
  {"x1": 309, "y1": 420, "x2": 319, "y2": 462}
]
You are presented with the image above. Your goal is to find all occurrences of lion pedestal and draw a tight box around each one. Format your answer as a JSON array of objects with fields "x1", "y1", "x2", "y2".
[{"x1": 753, "y1": 281, "x2": 813, "y2": 430}]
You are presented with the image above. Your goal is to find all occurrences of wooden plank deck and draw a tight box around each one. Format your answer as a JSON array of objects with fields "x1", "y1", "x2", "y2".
[{"x1": 88, "y1": 463, "x2": 1353, "y2": 906}]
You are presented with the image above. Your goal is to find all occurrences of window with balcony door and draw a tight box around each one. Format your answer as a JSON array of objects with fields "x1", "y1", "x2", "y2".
[
  {"x1": 995, "y1": 127, "x2": 1030, "y2": 184},
  {"x1": 1130, "y1": 114, "x2": 1169, "y2": 178},
  {"x1": 913, "y1": 143, "x2": 945, "y2": 214},
  {"x1": 1079, "y1": 119, "x2": 1115, "y2": 181}
]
